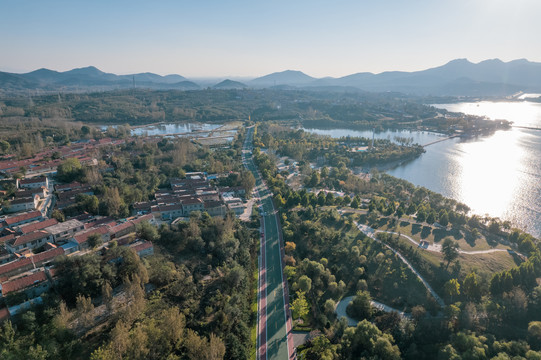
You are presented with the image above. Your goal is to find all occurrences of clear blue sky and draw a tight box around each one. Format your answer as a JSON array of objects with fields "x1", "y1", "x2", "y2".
[{"x1": 1, "y1": 0, "x2": 540, "y2": 78}]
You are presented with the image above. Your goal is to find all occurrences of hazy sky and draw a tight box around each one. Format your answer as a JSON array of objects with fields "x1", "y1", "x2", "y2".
[{"x1": 1, "y1": 0, "x2": 540, "y2": 78}]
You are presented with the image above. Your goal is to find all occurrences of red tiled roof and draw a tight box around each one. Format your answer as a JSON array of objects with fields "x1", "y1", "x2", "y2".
[
  {"x1": 133, "y1": 201, "x2": 156, "y2": 210},
  {"x1": 32, "y1": 247, "x2": 64, "y2": 263},
  {"x1": 74, "y1": 226, "x2": 109, "y2": 245},
  {"x1": 55, "y1": 181, "x2": 82, "y2": 192},
  {"x1": 181, "y1": 198, "x2": 203, "y2": 205},
  {"x1": 156, "y1": 204, "x2": 183, "y2": 212},
  {"x1": 0, "y1": 247, "x2": 66, "y2": 277},
  {"x1": 0, "y1": 307, "x2": 9, "y2": 322},
  {"x1": 71, "y1": 213, "x2": 93, "y2": 222},
  {"x1": 109, "y1": 221, "x2": 135, "y2": 234},
  {"x1": 0, "y1": 234, "x2": 15, "y2": 244},
  {"x1": 14, "y1": 187, "x2": 46, "y2": 198},
  {"x1": 19, "y1": 176, "x2": 47, "y2": 185},
  {"x1": 131, "y1": 241, "x2": 153, "y2": 253},
  {"x1": 11, "y1": 231, "x2": 50, "y2": 247},
  {"x1": 85, "y1": 217, "x2": 115, "y2": 229},
  {"x1": 4, "y1": 211, "x2": 42, "y2": 226},
  {"x1": 1, "y1": 271, "x2": 47, "y2": 295},
  {"x1": 0, "y1": 258, "x2": 32, "y2": 277},
  {"x1": 131, "y1": 214, "x2": 153, "y2": 224},
  {"x1": 57, "y1": 186, "x2": 93, "y2": 201},
  {"x1": 18, "y1": 219, "x2": 58, "y2": 234},
  {"x1": 9, "y1": 196, "x2": 36, "y2": 205},
  {"x1": 47, "y1": 267, "x2": 59, "y2": 278}
]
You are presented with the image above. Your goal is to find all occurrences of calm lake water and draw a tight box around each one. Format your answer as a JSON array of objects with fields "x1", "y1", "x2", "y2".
[
  {"x1": 305, "y1": 100, "x2": 541, "y2": 237},
  {"x1": 303, "y1": 128, "x2": 444, "y2": 145},
  {"x1": 131, "y1": 123, "x2": 221, "y2": 136}
]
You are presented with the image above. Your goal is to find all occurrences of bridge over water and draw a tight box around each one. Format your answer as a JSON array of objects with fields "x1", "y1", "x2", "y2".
[
  {"x1": 422, "y1": 135, "x2": 459, "y2": 147},
  {"x1": 512, "y1": 125, "x2": 541, "y2": 131}
]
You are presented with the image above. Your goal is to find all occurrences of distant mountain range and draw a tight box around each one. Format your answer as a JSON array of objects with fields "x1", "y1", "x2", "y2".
[
  {"x1": 0, "y1": 66, "x2": 200, "y2": 92},
  {"x1": 251, "y1": 59, "x2": 541, "y2": 96},
  {"x1": 2, "y1": 59, "x2": 541, "y2": 96}
]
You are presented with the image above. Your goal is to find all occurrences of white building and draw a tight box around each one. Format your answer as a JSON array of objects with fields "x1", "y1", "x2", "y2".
[
  {"x1": 17, "y1": 176, "x2": 49, "y2": 190},
  {"x1": 6, "y1": 195, "x2": 39, "y2": 213},
  {"x1": 6, "y1": 231, "x2": 53, "y2": 253},
  {"x1": 45, "y1": 219, "x2": 85, "y2": 242}
]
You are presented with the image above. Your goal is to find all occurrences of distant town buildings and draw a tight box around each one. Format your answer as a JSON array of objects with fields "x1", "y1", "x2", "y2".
[
  {"x1": 0, "y1": 138, "x2": 250, "y2": 319},
  {"x1": 149, "y1": 172, "x2": 246, "y2": 221}
]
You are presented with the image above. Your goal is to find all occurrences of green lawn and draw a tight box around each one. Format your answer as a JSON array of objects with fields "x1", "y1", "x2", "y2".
[
  {"x1": 392, "y1": 235, "x2": 519, "y2": 278},
  {"x1": 364, "y1": 215, "x2": 510, "y2": 252}
]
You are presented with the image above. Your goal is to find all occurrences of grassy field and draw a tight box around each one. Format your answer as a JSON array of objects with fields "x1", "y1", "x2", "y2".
[
  {"x1": 359, "y1": 213, "x2": 511, "y2": 252},
  {"x1": 393, "y1": 235, "x2": 520, "y2": 278}
]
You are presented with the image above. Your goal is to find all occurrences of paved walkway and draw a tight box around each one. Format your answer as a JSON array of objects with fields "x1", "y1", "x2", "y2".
[
  {"x1": 239, "y1": 197, "x2": 256, "y2": 221},
  {"x1": 376, "y1": 229, "x2": 511, "y2": 255}
]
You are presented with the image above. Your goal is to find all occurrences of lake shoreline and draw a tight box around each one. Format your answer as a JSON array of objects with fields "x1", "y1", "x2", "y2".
[{"x1": 302, "y1": 109, "x2": 541, "y2": 238}]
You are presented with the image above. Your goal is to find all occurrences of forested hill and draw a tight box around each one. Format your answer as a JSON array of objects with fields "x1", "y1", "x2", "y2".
[{"x1": 0, "y1": 88, "x2": 440, "y2": 126}]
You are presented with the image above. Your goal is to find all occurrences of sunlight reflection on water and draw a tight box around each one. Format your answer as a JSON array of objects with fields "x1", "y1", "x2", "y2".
[{"x1": 306, "y1": 101, "x2": 541, "y2": 237}]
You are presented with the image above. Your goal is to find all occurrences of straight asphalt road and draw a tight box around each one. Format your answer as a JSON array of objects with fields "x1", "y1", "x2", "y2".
[{"x1": 242, "y1": 127, "x2": 294, "y2": 360}]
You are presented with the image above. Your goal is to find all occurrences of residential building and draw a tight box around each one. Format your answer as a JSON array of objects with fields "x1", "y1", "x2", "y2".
[
  {"x1": 44, "y1": 219, "x2": 85, "y2": 242},
  {"x1": 108, "y1": 221, "x2": 135, "y2": 239},
  {"x1": 0, "y1": 247, "x2": 64, "y2": 278},
  {"x1": 153, "y1": 204, "x2": 184, "y2": 220},
  {"x1": 73, "y1": 226, "x2": 111, "y2": 250},
  {"x1": 54, "y1": 181, "x2": 83, "y2": 192},
  {"x1": 0, "y1": 271, "x2": 49, "y2": 298},
  {"x1": 17, "y1": 176, "x2": 48, "y2": 190},
  {"x1": 17, "y1": 218, "x2": 58, "y2": 235},
  {"x1": 131, "y1": 214, "x2": 154, "y2": 225},
  {"x1": 1, "y1": 211, "x2": 43, "y2": 229},
  {"x1": 13, "y1": 187, "x2": 47, "y2": 199},
  {"x1": 130, "y1": 241, "x2": 154, "y2": 257},
  {"x1": 6, "y1": 195, "x2": 40, "y2": 213},
  {"x1": 6, "y1": 231, "x2": 53, "y2": 253},
  {"x1": 204, "y1": 201, "x2": 228, "y2": 217},
  {"x1": 181, "y1": 197, "x2": 205, "y2": 214}
]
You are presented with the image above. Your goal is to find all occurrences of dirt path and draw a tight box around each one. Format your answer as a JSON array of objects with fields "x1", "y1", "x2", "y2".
[{"x1": 375, "y1": 229, "x2": 512, "y2": 255}]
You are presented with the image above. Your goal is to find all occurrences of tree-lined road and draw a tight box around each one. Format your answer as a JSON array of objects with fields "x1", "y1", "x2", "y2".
[{"x1": 243, "y1": 127, "x2": 294, "y2": 360}]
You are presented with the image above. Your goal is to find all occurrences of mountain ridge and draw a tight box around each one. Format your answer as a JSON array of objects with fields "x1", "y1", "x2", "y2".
[{"x1": 2, "y1": 58, "x2": 541, "y2": 96}]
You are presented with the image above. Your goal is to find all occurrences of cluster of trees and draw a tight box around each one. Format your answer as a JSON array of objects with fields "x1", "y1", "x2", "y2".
[
  {"x1": 155, "y1": 212, "x2": 258, "y2": 359},
  {"x1": 254, "y1": 123, "x2": 425, "y2": 169},
  {"x1": 285, "y1": 208, "x2": 541, "y2": 359},
  {"x1": 216, "y1": 170, "x2": 256, "y2": 198},
  {"x1": 490, "y1": 252, "x2": 541, "y2": 295},
  {"x1": 1, "y1": 210, "x2": 256, "y2": 359},
  {"x1": 283, "y1": 208, "x2": 434, "y2": 328}
]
